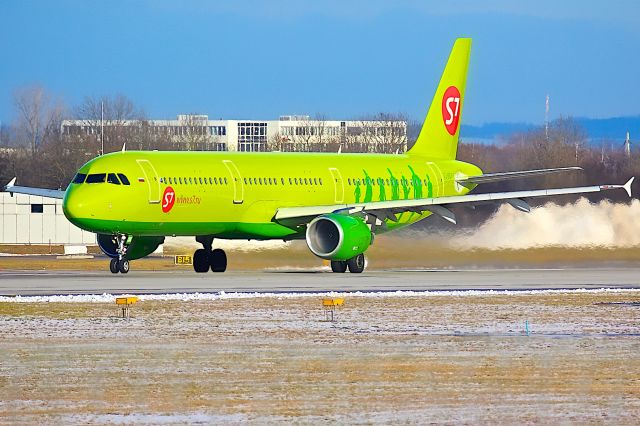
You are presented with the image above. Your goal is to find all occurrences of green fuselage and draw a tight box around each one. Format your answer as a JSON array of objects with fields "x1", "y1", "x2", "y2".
[{"x1": 63, "y1": 151, "x2": 481, "y2": 239}]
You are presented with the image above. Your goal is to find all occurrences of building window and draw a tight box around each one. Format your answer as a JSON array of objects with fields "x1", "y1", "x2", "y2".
[
  {"x1": 238, "y1": 122, "x2": 268, "y2": 152},
  {"x1": 31, "y1": 204, "x2": 44, "y2": 214}
]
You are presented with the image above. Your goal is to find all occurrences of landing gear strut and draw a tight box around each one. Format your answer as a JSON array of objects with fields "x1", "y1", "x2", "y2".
[
  {"x1": 331, "y1": 253, "x2": 365, "y2": 273},
  {"x1": 194, "y1": 236, "x2": 227, "y2": 273},
  {"x1": 109, "y1": 234, "x2": 130, "y2": 274}
]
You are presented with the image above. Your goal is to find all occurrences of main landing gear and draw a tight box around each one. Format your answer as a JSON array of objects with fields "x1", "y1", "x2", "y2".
[
  {"x1": 193, "y1": 236, "x2": 227, "y2": 273},
  {"x1": 330, "y1": 253, "x2": 365, "y2": 274},
  {"x1": 110, "y1": 234, "x2": 130, "y2": 274}
]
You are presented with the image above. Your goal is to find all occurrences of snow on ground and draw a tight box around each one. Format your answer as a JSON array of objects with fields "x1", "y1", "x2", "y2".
[
  {"x1": 1, "y1": 289, "x2": 639, "y2": 423},
  {"x1": 1, "y1": 287, "x2": 638, "y2": 304}
]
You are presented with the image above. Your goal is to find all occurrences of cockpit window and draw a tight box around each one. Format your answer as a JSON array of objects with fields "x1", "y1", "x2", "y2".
[
  {"x1": 72, "y1": 173, "x2": 86, "y2": 184},
  {"x1": 117, "y1": 173, "x2": 130, "y2": 185},
  {"x1": 107, "y1": 173, "x2": 121, "y2": 185},
  {"x1": 86, "y1": 173, "x2": 106, "y2": 184}
]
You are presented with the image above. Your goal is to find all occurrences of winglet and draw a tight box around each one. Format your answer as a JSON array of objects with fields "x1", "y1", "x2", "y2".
[
  {"x1": 3, "y1": 177, "x2": 16, "y2": 191},
  {"x1": 624, "y1": 177, "x2": 634, "y2": 197}
]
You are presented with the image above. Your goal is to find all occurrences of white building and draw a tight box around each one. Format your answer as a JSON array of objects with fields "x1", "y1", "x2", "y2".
[
  {"x1": 62, "y1": 114, "x2": 407, "y2": 153},
  {"x1": 0, "y1": 193, "x2": 95, "y2": 245}
]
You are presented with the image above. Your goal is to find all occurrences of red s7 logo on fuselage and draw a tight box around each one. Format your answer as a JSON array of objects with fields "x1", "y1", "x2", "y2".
[
  {"x1": 162, "y1": 186, "x2": 175, "y2": 213},
  {"x1": 442, "y1": 86, "x2": 461, "y2": 135}
]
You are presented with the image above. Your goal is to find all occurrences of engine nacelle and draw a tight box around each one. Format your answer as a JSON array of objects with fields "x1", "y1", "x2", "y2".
[
  {"x1": 306, "y1": 214, "x2": 372, "y2": 260},
  {"x1": 97, "y1": 234, "x2": 165, "y2": 261}
]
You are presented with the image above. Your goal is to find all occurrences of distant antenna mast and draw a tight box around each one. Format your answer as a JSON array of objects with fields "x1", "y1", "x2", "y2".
[
  {"x1": 101, "y1": 101, "x2": 104, "y2": 156},
  {"x1": 624, "y1": 131, "x2": 631, "y2": 157},
  {"x1": 545, "y1": 94, "x2": 549, "y2": 141}
]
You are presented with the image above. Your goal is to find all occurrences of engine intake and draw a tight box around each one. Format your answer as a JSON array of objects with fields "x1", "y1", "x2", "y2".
[{"x1": 306, "y1": 214, "x2": 372, "y2": 260}]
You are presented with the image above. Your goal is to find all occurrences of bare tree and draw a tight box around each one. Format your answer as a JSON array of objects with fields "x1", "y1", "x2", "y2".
[
  {"x1": 73, "y1": 94, "x2": 146, "y2": 154},
  {"x1": 13, "y1": 85, "x2": 66, "y2": 156},
  {"x1": 175, "y1": 114, "x2": 212, "y2": 151}
]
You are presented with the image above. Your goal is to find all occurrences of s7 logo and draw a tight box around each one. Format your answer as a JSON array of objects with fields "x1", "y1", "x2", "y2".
[
  {"x1": 441, "y1": 86, "x2": 462, "y2": 135},
  {"x1": 162, "y1": 186, "x2": 175, "y2": 213}
]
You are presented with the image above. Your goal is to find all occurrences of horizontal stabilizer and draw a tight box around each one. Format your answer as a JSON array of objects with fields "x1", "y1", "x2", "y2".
[{"x1": 457, "y1": 167, "x2": 582, "y2": 187}]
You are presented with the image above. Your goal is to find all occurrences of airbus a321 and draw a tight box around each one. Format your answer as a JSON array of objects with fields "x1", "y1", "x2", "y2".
[{"x1": 3, "y1": 38, "x2": 633, "y2": 274}]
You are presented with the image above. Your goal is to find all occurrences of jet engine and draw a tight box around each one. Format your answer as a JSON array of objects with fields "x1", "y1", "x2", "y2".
[
  {"x1": 97, "y1": 234, "x2": 165, "y2": 260},
  {"x1": 305, "y1": 214, "x2": 372, "y2": 260}
]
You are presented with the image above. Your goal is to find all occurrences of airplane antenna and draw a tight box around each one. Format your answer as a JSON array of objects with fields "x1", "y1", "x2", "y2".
[
  {"x1": 101, "y1": 101, "x2": 104, "y2": 156},
  {"x1": 624, "y1": 131, "x2": 631, "y2": 157}
]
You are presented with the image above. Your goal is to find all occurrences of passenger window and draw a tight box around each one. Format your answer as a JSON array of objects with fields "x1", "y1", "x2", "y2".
[
  {"x1": 199, "y1": 177, "x2": 203, "y2": 184},
  {"x1": 319, "y1": 178, "x2": 322, "y2": 185},
  {"x1": 294, "y1": 178, "x2": 298, "y2": 185},
  {"x1": 72, "y1": 173, "x2": 86, "y2": 184},
  {"x1": 107, "y1": 173, "x2": 121, "y2": 185},
  {"x1": 224, "y1": 178, "x2": 228, "y2": 184},
  {"x1": 304, "y1": 178, "x2": 308, "y2": 185},
  {"x1": 189, "y1": 178, "x2": 192, "y2": 184},
  {"x1": 259, "y1": 178, "x2": 263, "y2": 185},
  {"x1": 281, "y1": 178, "x2": 285, "y2": 185},
  {"x1": 86, "y1": 173, "x2": 106, "y2": 184},
  {"x1": 289, "y1": 178, "x2": 292, "y2": 185},
  {"x1": 118, "y1": 174, "x2": 130, "y2": 185}
]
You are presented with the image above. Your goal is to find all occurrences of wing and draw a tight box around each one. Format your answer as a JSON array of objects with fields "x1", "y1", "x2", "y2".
[
  {"x1": 275, "y1": 177, "x2": 634, "y2": 228},
  {"x1": 2, "y1": 178, "x2": 66, "y2": 199},
  {"x1": 457, "y1": 167, "x2": 582, "y2": 187}
]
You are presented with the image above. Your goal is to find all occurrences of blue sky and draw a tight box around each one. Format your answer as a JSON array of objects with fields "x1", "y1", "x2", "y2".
[{"x1": 1, "y1": 0, "x2": 639, "y2": 125}]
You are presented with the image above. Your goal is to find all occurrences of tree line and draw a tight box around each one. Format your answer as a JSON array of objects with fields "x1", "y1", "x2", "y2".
[{"x1": 0, "y1": 85, "x2": 638, "y2": 205}]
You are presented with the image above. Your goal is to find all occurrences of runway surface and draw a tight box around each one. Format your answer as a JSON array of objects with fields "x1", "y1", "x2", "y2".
[{"x1": 1, "y1": 267, "x2": 640, "y2": 296}]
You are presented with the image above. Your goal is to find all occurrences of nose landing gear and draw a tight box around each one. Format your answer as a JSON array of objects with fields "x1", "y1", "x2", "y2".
[
  {"x1": 194, "y1": 236, "x2": 227, "y2": 273},
  {"x1": 110, "y1": 258, "x2": 130, "y2": 274},
  {"x1": 109, "y1": 234, "x2": 130, "y2": 274}
]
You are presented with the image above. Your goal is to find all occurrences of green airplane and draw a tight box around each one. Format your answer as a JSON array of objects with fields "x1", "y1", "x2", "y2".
[{"x1": 3, "y1": 39, "x2": 633, "y2": 274}]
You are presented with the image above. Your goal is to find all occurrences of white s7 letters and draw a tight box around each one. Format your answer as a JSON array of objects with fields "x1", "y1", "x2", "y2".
[
  {"x1": 163, "y1": 192, "x2": 174, "y2": 208},
  {"x1": 445, "y1": 96, "x2": 460, "y2": 125}
]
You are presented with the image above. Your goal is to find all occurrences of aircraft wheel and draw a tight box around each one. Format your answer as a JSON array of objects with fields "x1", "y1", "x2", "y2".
[
  {"x1": 109, "y1": 258, "x2": 120, "y2": 274},
  {"x1": 330, "y1": 260, "x2": 348, "y2": 273},
  {"x1": 118, "y1": 259, "x2": 130, "y2": 274},
  {"x1": 193, "y1": 249, "x2": 210, "y2": 273},
  {"x1": 210, "y1": 249, "x2": 227, "y2": 272},
  {"x1": 347, "y1": 254, "x2": 365, "y2": 274}
]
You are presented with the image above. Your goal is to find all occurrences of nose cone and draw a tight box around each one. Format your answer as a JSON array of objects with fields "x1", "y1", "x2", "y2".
[{"x1": 63, "y1": 188, "x2": 89, "y2": 230}]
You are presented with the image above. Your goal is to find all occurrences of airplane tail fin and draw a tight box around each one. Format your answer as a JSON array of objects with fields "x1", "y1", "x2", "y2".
[{"x1": 407, "y1": 38, "x2": 471, "y2": 159}]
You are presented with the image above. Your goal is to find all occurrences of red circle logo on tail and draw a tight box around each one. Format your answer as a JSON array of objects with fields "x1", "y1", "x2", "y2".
[
  {"x1": 162, "y1": 186, "x2": 175, "y2": 213},
  {"x1": 442, "y1": 86, "x2": 461, "y2": 135}
]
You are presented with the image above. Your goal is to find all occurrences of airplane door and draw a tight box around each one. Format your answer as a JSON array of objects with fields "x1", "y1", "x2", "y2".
[
  {"x1": 223, "y1": 160, "x2": 244, "y2": 204},
  {"x1": 329, "y1": 167, "x2": 344, "y2": 203},
  {"x1": 136, "y1": 159, "x2": 161, "y2": 204}
]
